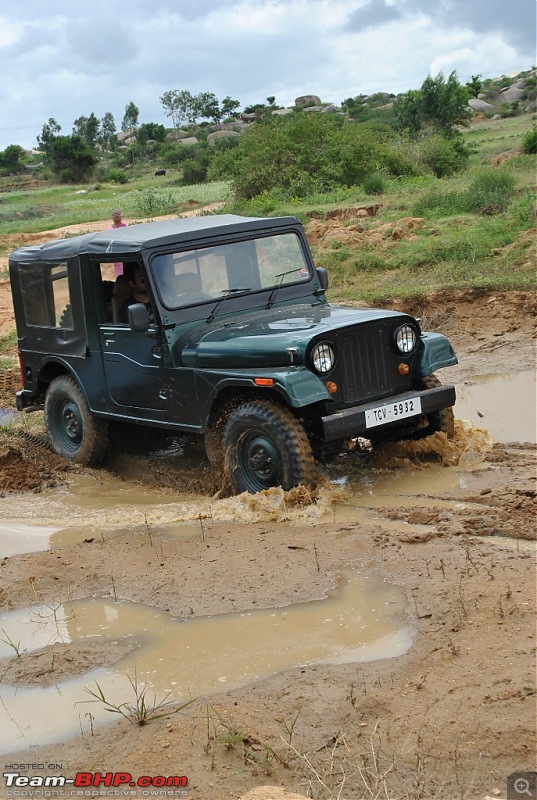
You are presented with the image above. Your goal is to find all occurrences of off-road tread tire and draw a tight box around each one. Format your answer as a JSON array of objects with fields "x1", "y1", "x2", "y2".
[
  {"x1": 414, "y1": 374, "x2": 455, "y2": 439},
  {"x1": 44, "y1": 375, "x2": 109, "y2": 464},
  {"x1": 223, "y1": 399, "x2": 316, "y2": 494}
]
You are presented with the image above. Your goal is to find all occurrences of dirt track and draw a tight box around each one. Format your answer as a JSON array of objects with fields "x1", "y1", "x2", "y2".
[{"x1": 0, "y1": 218, "x2": 535, "y2": 800}]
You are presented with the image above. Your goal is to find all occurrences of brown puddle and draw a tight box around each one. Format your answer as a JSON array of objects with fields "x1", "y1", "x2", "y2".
[
  {"x1": 0, "y1": 375, "x2": 515, "y2": 556},
  {"x1": 0, "y1": 569, "x2": 412, "y2": 753},
  {"x1": 455, "y1": 370, "x2": 536, "y2": 443}
]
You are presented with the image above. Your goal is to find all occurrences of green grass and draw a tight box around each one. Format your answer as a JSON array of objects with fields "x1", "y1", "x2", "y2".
[
  {"x1": 0, "y1": 175, "x2": 231, "y2": 236},
  {"x1": 1, "y1": 116, "x2": 535, "y2": 305}
]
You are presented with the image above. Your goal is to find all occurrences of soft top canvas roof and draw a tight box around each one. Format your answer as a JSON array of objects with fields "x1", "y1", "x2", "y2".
[{"x1": 9, "y1": 215, "x2": 300, "y2": 264}]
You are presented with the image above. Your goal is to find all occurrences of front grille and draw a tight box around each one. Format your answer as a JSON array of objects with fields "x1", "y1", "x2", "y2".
[{"x1": 336, "y1": 325, "x2": 392, "y2": 404}]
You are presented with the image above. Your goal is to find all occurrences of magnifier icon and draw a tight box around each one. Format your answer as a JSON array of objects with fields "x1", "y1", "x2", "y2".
[{"x1": 514, "y1": 778, "x2": 532, "y2": 796}]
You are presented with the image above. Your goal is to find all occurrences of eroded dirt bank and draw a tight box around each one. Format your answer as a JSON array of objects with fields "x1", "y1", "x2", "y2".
[{"x1": 0, "y1": 269, "x2": 535, "y2": 798}]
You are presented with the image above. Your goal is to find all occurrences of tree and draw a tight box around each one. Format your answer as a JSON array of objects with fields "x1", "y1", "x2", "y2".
[
  {"x1": 121, "y1": 102, "x2": 139, "y2": 136},
  {"x1": 37, "y1": 117, "x2": 61, "y2": 155},
  {"x1": 197, "y1": 92, "x2": 221, "y2": 123},
  {"x1": 421, "y1": 71, "x2": 471, "y2": 136},
  {"x1": 137, "y1": 122, "x2": 167, "y2": 144},
  {"x1": 395, "y1": 72, "x2": 471, "y2": 137},
  {"x1": 73, "y1": 112, "x2": 100, "y2": 146},
  {"x1": 0, "y1": 144, "x2": 26, "y2": 174},
  {"x1": 394, "y1": 90, "x2": 424, "y2": 137},
  {"x1": 341, "y1": 94, "x2": 367, "y2": 119},
  {"x1": 99, "y1": 112, "x2": 117, "y2": 149},
  {"x1": 48, "y1": 135, "x2": 97, "y2": 182},
  {"x1": 160, "y1": 90, "x2": 197, "y2": 128},
  {"x1": 221, "y1": 96, "x2": 241, "y2": 119},
  {"x1": 466, "y1": 74, "x2": 482, "y2": 98}
]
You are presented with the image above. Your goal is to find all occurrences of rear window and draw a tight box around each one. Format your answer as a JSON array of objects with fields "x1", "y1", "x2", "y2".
[{"x1": 19, "y1": 263, "x2": 72, "y2": 328}]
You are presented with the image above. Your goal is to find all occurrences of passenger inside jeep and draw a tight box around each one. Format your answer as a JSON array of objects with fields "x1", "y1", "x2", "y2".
[{"x1": 116, "y1": 262, "x2": 153, "y2": 323}]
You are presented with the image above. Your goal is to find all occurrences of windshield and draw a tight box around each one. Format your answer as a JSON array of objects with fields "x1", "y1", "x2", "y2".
[{"x1": 152, "y1": 232, "x2": 310, "y2": 309}]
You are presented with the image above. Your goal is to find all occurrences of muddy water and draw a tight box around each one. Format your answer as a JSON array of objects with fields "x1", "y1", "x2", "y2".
[
  {"x1": 0, "y1": 370, "x2": 515, "y2": 551},
  {"x1": 0, "y1": 570, "x2": 411, "y2": 753},
  {"x1": 455, "y1": 370, "x2": 536, "y2": 443}
]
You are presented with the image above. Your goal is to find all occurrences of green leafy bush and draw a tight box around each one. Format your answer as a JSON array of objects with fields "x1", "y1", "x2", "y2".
[
  {"x1": 463, "y1": 169, "x2": 516, "y2": 213},
  {"x1": 210, "y1": 114, "x2": 425, "y2": 200},
  {"x1": 133, "y1": 188, "x2": 176, "y2": 216},
  {"x1": 362, "y1": 173, "x2": 386, "y2": 195},
  {"x1": 521, "y1": 126, "x2": 537, "y2": 154},
  {"x1": 416, "y1": 134, "x2": 470, "y2": 177},
  {"x1": 104, "y1": 168, "x2": 129, "y2": 184}
]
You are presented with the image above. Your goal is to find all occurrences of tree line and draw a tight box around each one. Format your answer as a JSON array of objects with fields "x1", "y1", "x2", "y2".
[{"x1": 1, "y1": 71, "x2": 535, "y2": 191}]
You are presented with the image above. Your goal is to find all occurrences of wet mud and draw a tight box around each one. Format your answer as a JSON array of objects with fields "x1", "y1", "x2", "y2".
[{"x1": 0, "y1": 288, "x2": 535, "y2": 800}]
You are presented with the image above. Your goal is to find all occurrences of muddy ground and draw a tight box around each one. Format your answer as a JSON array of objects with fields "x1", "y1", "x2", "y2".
[{"x1": 0, "y1": 216, "x2": 535, "y2": 800}]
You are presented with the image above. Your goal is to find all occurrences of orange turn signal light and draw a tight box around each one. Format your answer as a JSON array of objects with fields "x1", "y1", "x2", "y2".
[
  {"x1": 398, "y1": 363, "x2": 410, "y2": 375},
  {"x1": 254, "y1": 378, "x2": 275, "y2": 386},
  {"x1": 325, "y1": 381, "x2": 338, "y2": 394}
]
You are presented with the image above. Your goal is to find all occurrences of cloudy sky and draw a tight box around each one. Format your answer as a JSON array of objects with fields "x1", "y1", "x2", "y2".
[{"x1": 0, "y1": 0, "x2": 534, "y2": 151}]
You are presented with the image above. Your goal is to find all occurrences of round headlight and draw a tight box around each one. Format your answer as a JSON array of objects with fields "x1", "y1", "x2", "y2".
[
  {"x1": 311, "y1": 342, "x2": 335, "y2": 374},
  {"x1": 394, "y1": 324, "x2": 418, "y2": 354}
]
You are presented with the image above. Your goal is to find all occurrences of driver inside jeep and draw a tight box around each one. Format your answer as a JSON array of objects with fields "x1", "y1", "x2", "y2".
[{"x1": 118, "y1": 262, "x2": 154, "y2": 323}]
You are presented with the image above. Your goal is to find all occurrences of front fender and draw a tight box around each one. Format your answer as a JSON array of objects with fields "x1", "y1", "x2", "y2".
[
  {"x1": 199, "y1": 367, "x2": 331, "y2": 412},
  {"x1": 417, "y1": 333, "x2": 458, "y2": 378}
]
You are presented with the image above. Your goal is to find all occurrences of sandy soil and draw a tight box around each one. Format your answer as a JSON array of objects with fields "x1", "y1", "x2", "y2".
[{"x1": 0, "y1": 217, "x2": 535, "y2": 800}]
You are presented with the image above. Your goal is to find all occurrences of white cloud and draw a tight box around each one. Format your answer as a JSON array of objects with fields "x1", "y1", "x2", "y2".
[
  {"x1": 0, "y1": 18, "x2": 18, "y2": 48},
  {"x1": 0, "y1": 0, "x2": 533, "y2": 150}
]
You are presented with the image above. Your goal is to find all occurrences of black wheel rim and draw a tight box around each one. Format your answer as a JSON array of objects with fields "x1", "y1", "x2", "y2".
[
  {"x1": 56, "y1": 398, "x2": 83, "y2": 452},
  {"x1": 237, "y1": 432, "x2": 282, "y2": 492}
]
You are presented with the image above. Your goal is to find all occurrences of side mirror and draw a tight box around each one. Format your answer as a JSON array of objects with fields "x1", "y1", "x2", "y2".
[
  {"x1": 128, "y1": 303, "x2": 150, "y2": 332},
  {"x1": 316, "y1": 267, "x2": 329, "y2": 291}
]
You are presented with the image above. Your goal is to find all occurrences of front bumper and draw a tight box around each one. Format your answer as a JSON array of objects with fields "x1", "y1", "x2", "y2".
[
  {"x1": 15, "y1": 389, "x2": 42, "y2": 412},
  {"x1": 321, "y1": 384, "x2": 456, "y2": 442}
]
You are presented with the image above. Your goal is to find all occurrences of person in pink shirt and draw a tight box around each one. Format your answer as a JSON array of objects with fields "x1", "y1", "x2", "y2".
[{"x1": 108, "y1": 209, "x2": 127, "y2": 276}]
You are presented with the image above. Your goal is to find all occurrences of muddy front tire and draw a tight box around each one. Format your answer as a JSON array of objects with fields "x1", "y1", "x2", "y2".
[
  {"x1": 413, "y1": 374, "x2": 455, "y2": 439},
  {"x1": 223, "y1": 400, "x2": 316, "y2": 494},
  {"x1": 44, "y1": 376, "x2": 109, "y2": 464}
]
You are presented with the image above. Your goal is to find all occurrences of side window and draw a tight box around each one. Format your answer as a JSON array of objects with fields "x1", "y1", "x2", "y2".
[{"x1": 19, "y1": 263, "x2": 72, "y2": 328}]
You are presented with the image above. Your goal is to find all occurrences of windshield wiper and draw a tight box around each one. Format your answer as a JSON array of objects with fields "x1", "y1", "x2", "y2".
[
  {"x1": 266, "y1": 268, "x2": 307, "y2": 309},
  {"x1": 206, "y1": 287, "x2": 251, "y2": 323}
]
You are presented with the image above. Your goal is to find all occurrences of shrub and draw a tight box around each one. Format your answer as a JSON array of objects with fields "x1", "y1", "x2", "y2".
[
  {"x1": 463, "y1": 169, "x2": 516, "y2": 213},
  {"x1": 416, "y1": 133, "x2": 469, "y2": 177},
  {"x1": 104, "y1": 168, "x2": 129, "y2": 184},
  {"x1": 521, "y1": 126, "x2": 537, "y2": 154},
  {"x1": 133, "y1": 188, "x2": 176, "y2": 216},
  {"x1": 362, "y1": 173, "x2": 386, "y2": 195}
]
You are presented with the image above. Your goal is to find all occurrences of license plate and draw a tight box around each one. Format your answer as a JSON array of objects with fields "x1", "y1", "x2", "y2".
[{"x1": 365, "y1": 397, "x2": 422, "y2": 428}]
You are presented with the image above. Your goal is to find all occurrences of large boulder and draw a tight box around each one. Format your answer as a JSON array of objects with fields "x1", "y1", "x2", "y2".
[
  {"x1": 207, "y1": 130, "x2": 241, "y2": 146},
  {"x1": 179, "y1": 137, "x2": 198, "y2": 146},
  {"x1": 295, "y1": 94, "x2": 321, "y2": 106},
  {"x1": 468, "y1": 98, "x2": 495, "y2": 112},
  {"x1": 499, "y1": 86, "x2": 525, "y2": 103},
  {"x1": 221, "y1": 120, "x2": 249, "y2": 131},
  {"x1": 272, "y1": 107, "x2": 294, "y2": 116},
  {"x1": 166, "y1": 129, "x2": 191, "y2": 141}
]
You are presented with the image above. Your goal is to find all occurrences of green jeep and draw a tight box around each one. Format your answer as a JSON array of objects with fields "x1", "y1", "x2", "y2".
[{"x1": 9, "y1": 214, "x2": 457, "y2": 494}]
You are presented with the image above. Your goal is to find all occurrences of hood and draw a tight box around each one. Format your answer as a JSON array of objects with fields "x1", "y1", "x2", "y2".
[{"x1": 173, "y1": 303, "x2": 410, "y2": 368}]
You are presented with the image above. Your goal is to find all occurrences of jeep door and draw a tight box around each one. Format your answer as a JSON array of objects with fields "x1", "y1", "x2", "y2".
[{"x1": 96, "y1": 263, "x2": 199, "y2": 424}]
